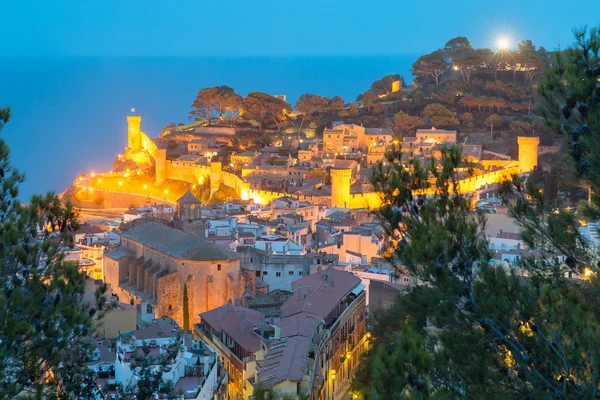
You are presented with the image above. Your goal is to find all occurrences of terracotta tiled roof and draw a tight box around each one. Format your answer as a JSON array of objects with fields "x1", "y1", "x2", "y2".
[
  {"x1": 282, "y1": 269, "x2": 361, "y2": 319},
  {"x1": 200, "y1": 304, "x2": 265, "y2": 353}
]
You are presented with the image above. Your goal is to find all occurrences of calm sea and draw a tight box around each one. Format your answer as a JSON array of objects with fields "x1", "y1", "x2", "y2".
[{"x1": 0, "y1": 56, "x2": 416, "y2": 201}]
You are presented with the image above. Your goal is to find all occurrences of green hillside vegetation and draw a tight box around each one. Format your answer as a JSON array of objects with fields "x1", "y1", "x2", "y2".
[{"x1": 179, "y1": 36, "x2": 556, "y2": 160}]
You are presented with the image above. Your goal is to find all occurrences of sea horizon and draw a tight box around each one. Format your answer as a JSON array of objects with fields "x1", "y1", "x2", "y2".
[{"x1": 0, "y1": 55, "x2": 417, "y2": 201}]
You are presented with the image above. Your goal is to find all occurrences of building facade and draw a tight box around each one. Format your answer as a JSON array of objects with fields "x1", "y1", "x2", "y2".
[{"x1": 104, "y1": 220, "x2": 242, "y2": 328}]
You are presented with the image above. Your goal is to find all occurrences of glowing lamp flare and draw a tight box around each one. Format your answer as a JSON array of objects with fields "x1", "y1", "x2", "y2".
[{"x1": 496, "y1": 36, "x2": 512, "y2": 51}]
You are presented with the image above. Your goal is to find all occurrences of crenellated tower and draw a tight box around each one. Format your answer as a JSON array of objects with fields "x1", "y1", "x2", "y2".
[
  {"x1": 127, "y1": 115, "x2": 142, "y2": 155},
  {"x1": 517, "y1": 136, "x2": 540, "y2": 173}
]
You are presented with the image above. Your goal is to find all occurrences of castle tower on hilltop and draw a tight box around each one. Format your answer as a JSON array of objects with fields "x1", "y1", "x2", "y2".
[
  {"x1": 330, "y1": 168, "x2": 352, "y2": 208},
  {"x1": 155, "y1": 149, "x2": 167, "y2": 186},
  {"x1": 517, "y1": 136, "x2": 540, "y2": 173},
  {"x1": 127, "y1": 114, "x2": 142, "y2": 154}
]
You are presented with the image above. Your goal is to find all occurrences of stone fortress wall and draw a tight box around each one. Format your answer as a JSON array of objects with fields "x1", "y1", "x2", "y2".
[{"x1": 118, "y1": 114, "x2": 540, "y2": 209}]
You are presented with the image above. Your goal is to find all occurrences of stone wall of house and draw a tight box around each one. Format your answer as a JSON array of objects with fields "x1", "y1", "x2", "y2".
[
  {"x1": 158, "y1": 271, "x2": 181, "y2": 323},
  {"x1": 240, "y1": 267, "x2": 257, "y2": 297}
]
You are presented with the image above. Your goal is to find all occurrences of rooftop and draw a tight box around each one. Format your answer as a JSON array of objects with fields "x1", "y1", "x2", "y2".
[
  {"x1": 282, "y1": 269, "x2": 362, "y2": 319},
  {"x1": 365, "y1": 127, "x2": 393, "y2": 135},
  {"x1": 75, "y1": 224, "x2": 105, "y2": 235},
  {"x1": 121, "y1": 221, "x2": 239, "y2": 261},
  {"x1": 416, "y1": 128, "x2": 457, "y2": 135},
  {"x1": 258, "y1": 336, "x2": 311, "y2": 385},
  {"x1": 200, "y1": 304, "x2": 265, "y2": 353},
  {"x1": 177, "y1": 190, "x2": 201, "y2": 205},
  {"x1": 104, "y1": 246, "x2": 131, "y2": 261},
  {"x1": 495, "y1": 232, "x2": 522, "y2": 240}
]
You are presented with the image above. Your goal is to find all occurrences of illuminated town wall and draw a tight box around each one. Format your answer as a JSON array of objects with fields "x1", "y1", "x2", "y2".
[{"x1": 112, "y1": 115, "x2": 538, "y2": 209}]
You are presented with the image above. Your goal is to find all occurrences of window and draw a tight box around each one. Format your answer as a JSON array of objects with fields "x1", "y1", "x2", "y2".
[
  {"x1": 255, "y1": 271, "x2": 260, "y2": 277},
  {"x1": 217, "y1": 264, "x2": 222, "y2": 271},
  {"x1": 263, "y1": 271, "x2": 268, "y2": 275},
  {"x1": 299, "y1": 271, "x2": 304, "y2": 275},
  {"x1": 276, "y1": 272, "x2": 281, "y2": 277},
  {"x1": 289, "y1": 271, "x2": 294, "y2": 276},
  {"x1": 250, "y1": 257, "x2": 253, "y2": 263}
]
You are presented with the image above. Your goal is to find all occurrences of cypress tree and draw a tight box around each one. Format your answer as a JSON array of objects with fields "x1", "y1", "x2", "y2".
[{"x1": 183, "y1": 282, "x2": 190, "y2": 331}]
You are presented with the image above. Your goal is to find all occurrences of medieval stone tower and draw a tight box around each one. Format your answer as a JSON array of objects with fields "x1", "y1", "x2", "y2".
[
  {"x1": 177, "y1": 191, "x2": 202, "y2": 220},
  {"x1": 155, "y1": 149, "x2": 167, "y2": 186},
  {"x1": 517, "y1": 136, "x2": 540, "y2": 173},
  {"x1": 330, "y1": 167, "x2": 352, "y2": 208},
  {"x1": 210, "y1": 161, "x2": 222, "y2": 197},
  {"x1": 127, "y1": 115, "x2": 142, "y2": 154}
]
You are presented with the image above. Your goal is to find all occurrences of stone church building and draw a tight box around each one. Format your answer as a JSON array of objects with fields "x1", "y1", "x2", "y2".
[{"x1": 104, "y1": 219, "x2": 241, "y2": 328}]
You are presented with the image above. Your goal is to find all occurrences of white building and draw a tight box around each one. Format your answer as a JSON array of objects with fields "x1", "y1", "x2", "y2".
[
  {"x1": 113, "y1": 321, "x2": 220, "y2": 399},
  {"x1": 579, "y1": 221, "x2": 600, "y2": 249},
  {"x1": 488, "y1": 231, "x2": 526, "y2": 251},
  {"x1": 254, "y1": 234, "x2": 304, "y2": 255}
]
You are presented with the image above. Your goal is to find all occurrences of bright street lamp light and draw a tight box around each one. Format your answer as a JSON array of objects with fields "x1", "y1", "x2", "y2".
[{"x1": 496, "y1": 36, "x2": 512, "y2": 51}]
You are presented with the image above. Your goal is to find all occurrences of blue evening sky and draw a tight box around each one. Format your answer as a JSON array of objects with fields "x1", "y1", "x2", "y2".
[{"x1": 2, "y1": 0, "x2": 599, "y2": 57}]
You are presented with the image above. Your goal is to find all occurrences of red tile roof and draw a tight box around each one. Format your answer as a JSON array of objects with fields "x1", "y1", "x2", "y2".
[
  {"x1": 200, "y1": 304, "x2": 265, "y2": 354},
  {"x1": 282, "y1": 269, "x2": 361, "y2": 319}
]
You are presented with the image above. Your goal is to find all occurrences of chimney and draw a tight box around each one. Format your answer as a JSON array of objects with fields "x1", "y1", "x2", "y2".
[
  {"x1": 324, "y1": 283, "x2": 328, "y2": 289},
  {"x1": 241, "y1": 320, "x2": 247, "y2": 333},
  {"x1": 308, "y1": 286, "x2": 313, "y2": 293},
  {"x1": 331, "y1": 278, "x2": 336, "y2": 288},
  {"x1": 259, "y1": 321, "x2": 265, "y2": 337},
  {"x1": 228, "y1": 298, "x2": 233, "y2": 305},
  {"x1": 297, "y1": 286, "x2": 302, "y2": 298}
]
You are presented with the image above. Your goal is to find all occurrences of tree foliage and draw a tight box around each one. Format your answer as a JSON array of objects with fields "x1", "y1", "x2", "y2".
[
  {"x1": 0, "y1": 107, "x2": 100, "y2": 399},
  {"x1": 242, "y1": 92, "x2": 291, "y2": 131},
  {"x1": 370, "y1": 74, "x2": 405, "y2": 95},
  {"x1": 190, "y1": 86, "x2": 239, "y2": 125},
  {"x1": 412, "y1": 50, "x2": 448, "y2": 87},
  {"x1": 356, "y1": 27, "x2": 600, "y2": 399},
  {"x1": 395, "y1": 111, "x2": 424, "y2": 134}
]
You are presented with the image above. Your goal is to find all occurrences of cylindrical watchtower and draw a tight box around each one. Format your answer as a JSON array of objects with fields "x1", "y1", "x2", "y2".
[
  {"x1": 330, "y1": 168, "x2": 352, "y2": 208},
  {"x1": 517, "y1": 136, "x2": 540, "y2": 173},
  {"x1": 127, "y1": 115, "x2": 142, "y2": 153}
]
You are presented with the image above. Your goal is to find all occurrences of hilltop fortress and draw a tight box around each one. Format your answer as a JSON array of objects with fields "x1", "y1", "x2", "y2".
[{"x1": 76, "y1": 113, "x2": 540, "y2": 210}]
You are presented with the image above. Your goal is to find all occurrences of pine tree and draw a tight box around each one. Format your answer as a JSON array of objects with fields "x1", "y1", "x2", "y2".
[
  {"x1": 0, "y1": 106, "x2": 100, "y2": 398},
  {"x1": 356, "y1": 27, "x2": 600, "y2": 397}
]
